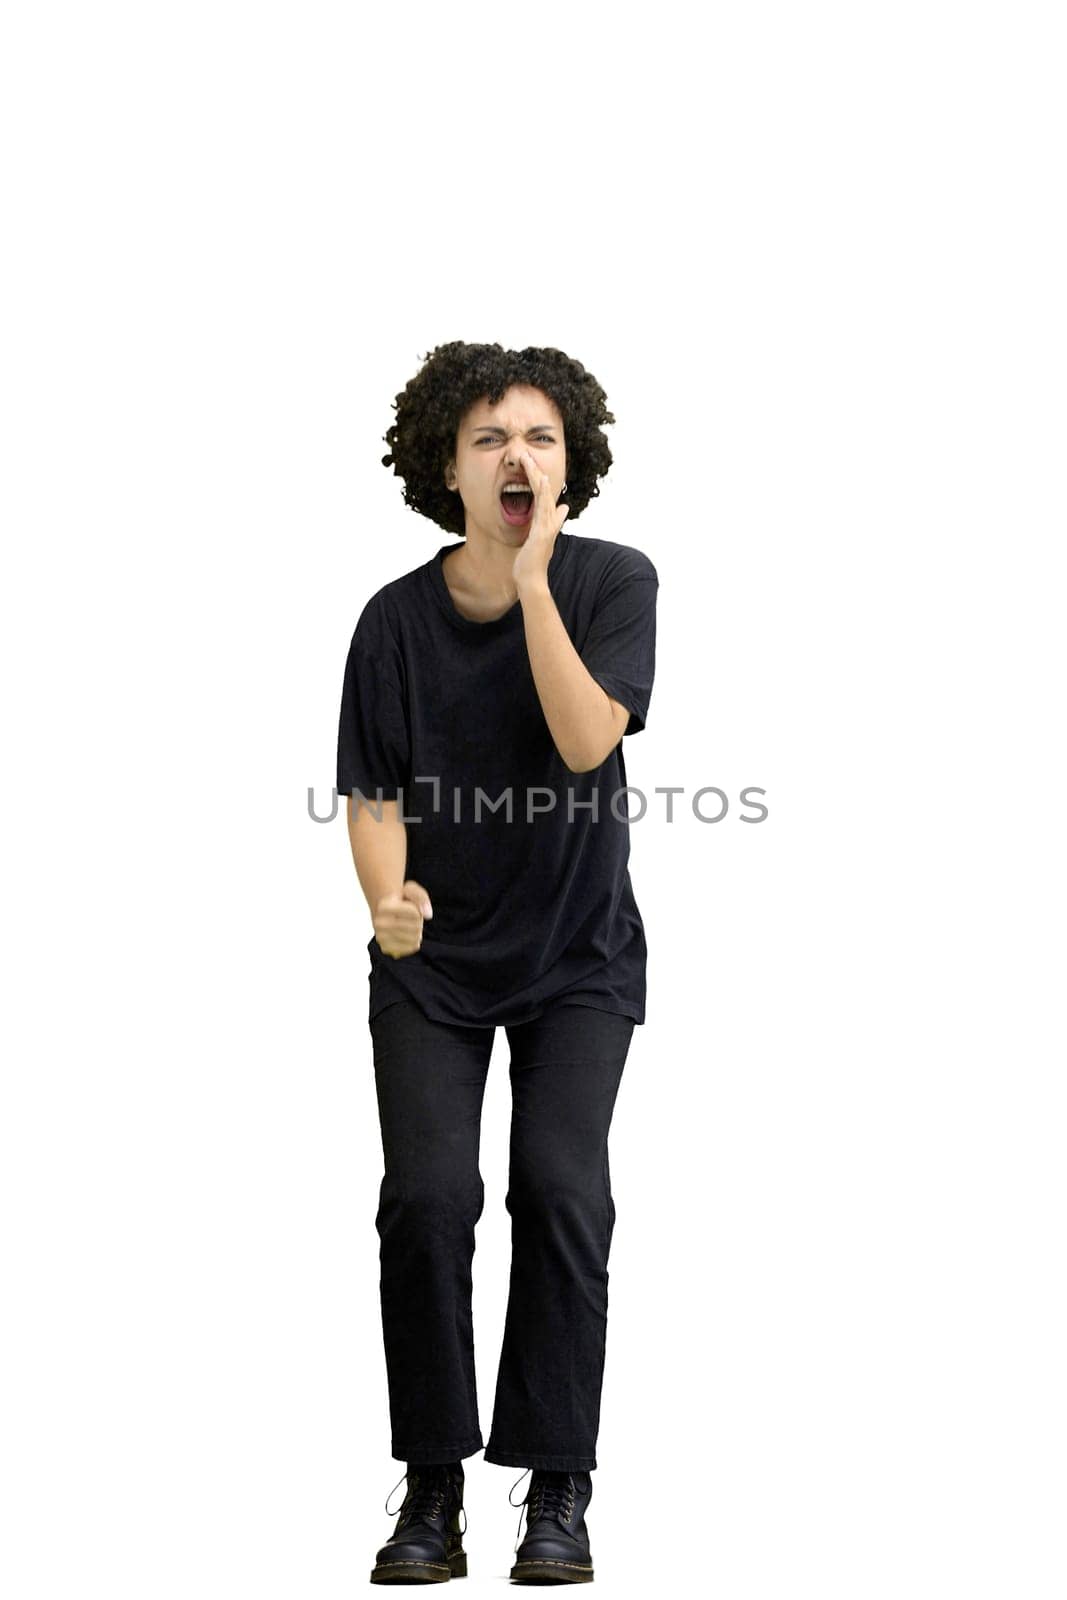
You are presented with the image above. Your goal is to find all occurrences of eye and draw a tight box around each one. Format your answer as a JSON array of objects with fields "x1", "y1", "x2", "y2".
[{"x1": 475, "y1": 435, "x2": 556, "y2": 445}]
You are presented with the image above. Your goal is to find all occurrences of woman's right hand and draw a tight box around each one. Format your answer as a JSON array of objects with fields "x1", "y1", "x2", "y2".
[{"x1": 373, "y1": 880, "x2": 434, "y2": 959}]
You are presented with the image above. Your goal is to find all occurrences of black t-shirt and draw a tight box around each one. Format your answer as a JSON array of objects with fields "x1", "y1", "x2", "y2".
[{"x1": 336, "y1": 531, "x2": 658, "y2": 1028}]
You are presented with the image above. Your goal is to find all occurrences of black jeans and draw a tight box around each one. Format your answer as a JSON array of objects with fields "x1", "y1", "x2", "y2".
[{"x1": 368, "y1": 992, "x2": 635, "y2": 1473}]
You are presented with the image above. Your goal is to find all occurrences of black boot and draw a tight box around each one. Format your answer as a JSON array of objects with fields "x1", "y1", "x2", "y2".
[
  {"x1": 509, "y1": 1468, "x2": 594, "y2": 1584},
  {"x1": 370, "y1": 1463, "x2": 467, "y2": 1584}
]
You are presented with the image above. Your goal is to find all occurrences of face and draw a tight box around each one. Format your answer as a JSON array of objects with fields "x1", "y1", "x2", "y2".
[{"x1": 447, "y1": 384, "x2": 567, "y2": 541}]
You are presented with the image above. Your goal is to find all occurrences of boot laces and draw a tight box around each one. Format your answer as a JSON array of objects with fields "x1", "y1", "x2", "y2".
[
  {"x1": 384, "y1": 1467, "x2": 467, "y2": 1536},
  {"x1": 508, "y1": 1468, "x2": 576, "y2": 1555}
]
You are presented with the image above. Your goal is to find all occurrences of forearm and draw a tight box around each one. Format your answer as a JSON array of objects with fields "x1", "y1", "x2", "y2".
[
  {"x1": 346, "y1": 796, "x2": 407, "y2": 917},
  {"x1": 517, "y1": 580, "x2": 616, "y2": 772}
]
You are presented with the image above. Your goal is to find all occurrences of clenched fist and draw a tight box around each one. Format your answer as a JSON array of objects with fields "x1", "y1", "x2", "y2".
[{"x1": 374, "y1": 880, "x2": 434, "y2": 959}]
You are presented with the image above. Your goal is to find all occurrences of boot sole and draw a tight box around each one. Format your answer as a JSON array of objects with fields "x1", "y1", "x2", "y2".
[
  {"x1": 509, "y1": 1556, "x2": 594, "y2": 1583},
  {"x1": 371, "y1": 1549, "x2": 467, "y2": 1582}
]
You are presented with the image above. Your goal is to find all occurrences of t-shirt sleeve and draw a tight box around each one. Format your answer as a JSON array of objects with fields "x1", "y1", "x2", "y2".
[
  {"x1": 336, "y1": 604, "x2": 411, "y2": 800},
  {"x1": 579, "y1": 552, "x2": 658, "y2": 736}
]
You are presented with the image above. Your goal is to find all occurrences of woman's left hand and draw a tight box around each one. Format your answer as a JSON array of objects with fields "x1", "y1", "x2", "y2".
[{"x1": 511, "y1": 448, "x2": 569, "y2": 592}]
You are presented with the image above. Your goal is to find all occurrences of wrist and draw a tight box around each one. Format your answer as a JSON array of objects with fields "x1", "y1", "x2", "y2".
[{"x1": 516, "y1": 575, "x2": 552, "y2": 605}]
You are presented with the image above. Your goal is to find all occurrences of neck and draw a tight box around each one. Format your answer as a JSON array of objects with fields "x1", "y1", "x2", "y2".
[{"x1": 453, "y1": 527, "x2": 525, "y2": 601}]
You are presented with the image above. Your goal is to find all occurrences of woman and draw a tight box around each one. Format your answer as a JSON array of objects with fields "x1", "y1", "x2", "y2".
[{"x1": 337, "y1": 342, "x2": 658, "y2": 1584}]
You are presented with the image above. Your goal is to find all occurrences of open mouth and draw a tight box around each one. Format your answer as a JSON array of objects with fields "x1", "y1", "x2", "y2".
[{"x1": 500, "y1": 487, "x2": 534, "y2": 525}]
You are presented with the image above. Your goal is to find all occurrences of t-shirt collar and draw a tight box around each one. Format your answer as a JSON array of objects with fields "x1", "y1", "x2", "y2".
[{"x1": 426, "y1": 534, "x2": 571, "y2": 634}]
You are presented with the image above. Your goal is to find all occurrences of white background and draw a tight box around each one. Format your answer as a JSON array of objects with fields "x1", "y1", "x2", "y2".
[{"x1": 3, "y1": 3, "x2": 1064, "y2": 1596}]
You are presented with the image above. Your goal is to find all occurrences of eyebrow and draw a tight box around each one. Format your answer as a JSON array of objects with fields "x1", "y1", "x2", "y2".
[{"x1": 469, "y1": 423, "x2": 558, "y2": 435}]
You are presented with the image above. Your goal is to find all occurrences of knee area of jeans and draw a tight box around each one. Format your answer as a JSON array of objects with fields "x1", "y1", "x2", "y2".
[
  {"x1": 504, "y1": 1175, "x2": 607, "y2": 1214},
  {"x1": 380, "y1": 1178, "x2": 486, "y2": 1225}
]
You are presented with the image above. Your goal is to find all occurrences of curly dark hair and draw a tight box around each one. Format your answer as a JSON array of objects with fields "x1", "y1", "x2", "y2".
[{"x1": 380, "y1": 341, "x2": 616, "y2": 538}]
